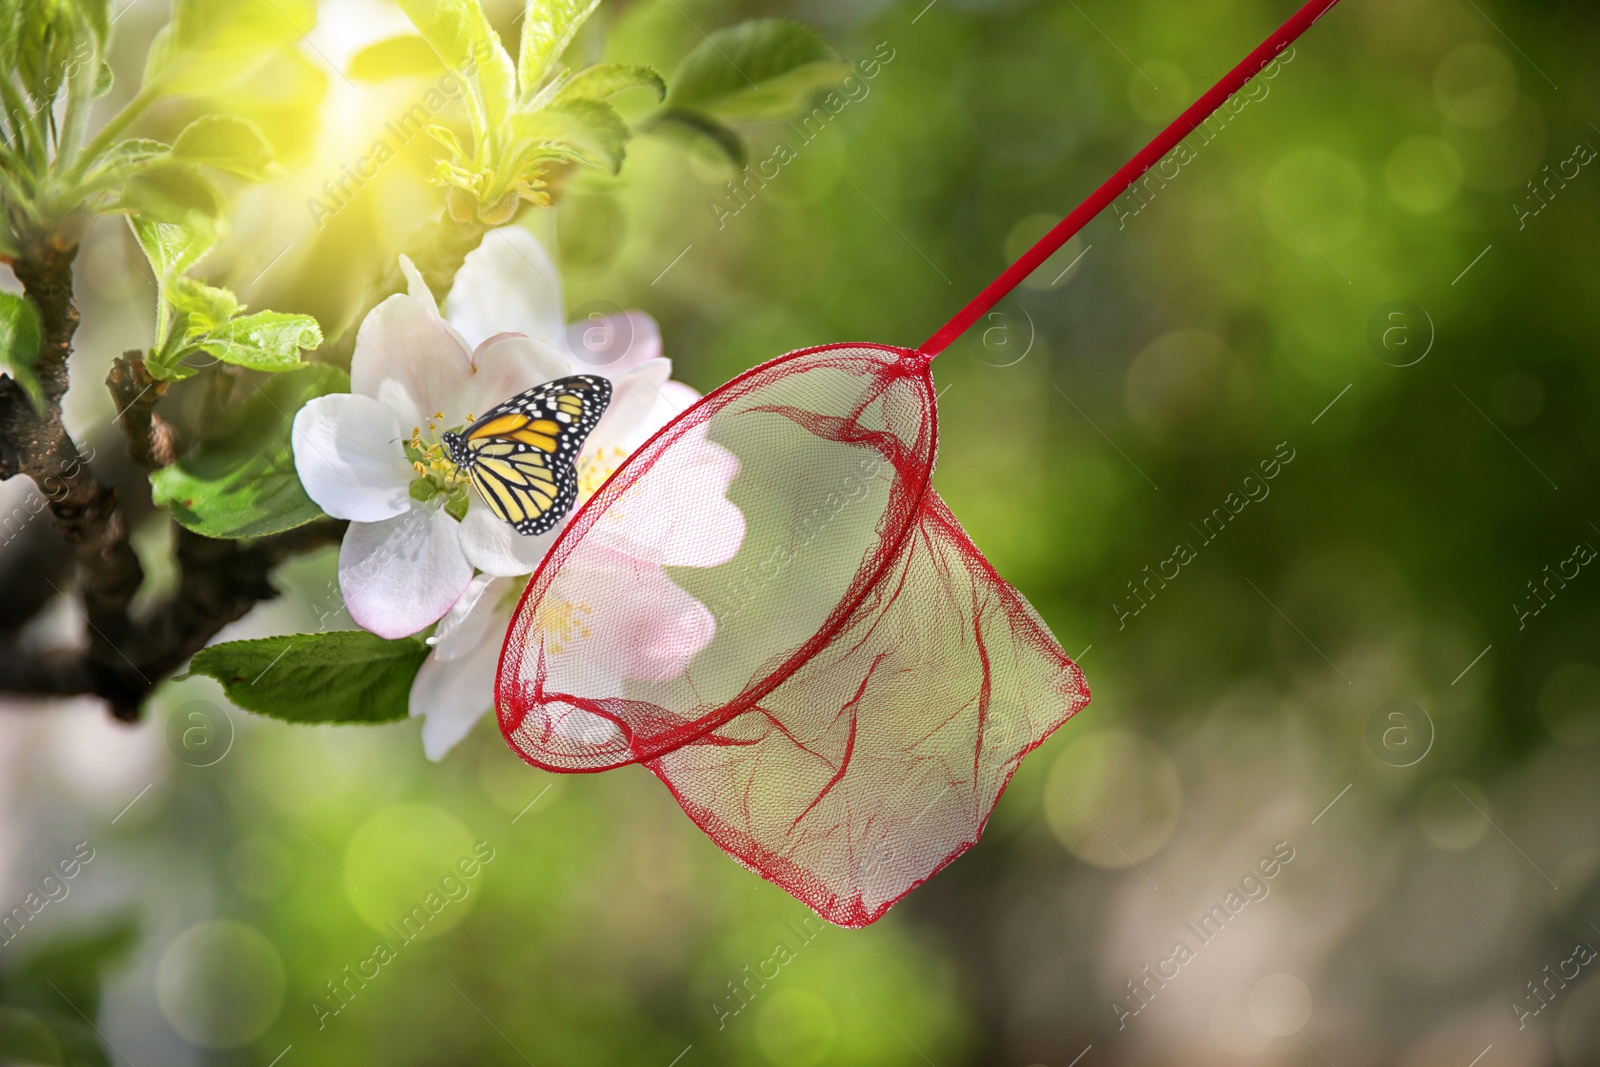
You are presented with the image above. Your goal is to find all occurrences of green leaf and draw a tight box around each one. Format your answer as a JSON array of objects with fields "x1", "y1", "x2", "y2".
[
  {"x1": 424, "y1": 123, "x2": 468, "y2": 163},
  {"x1": 513, "y1": 98, "x2": 629, "y2": 174},
  {"x1": 171, "y1": 114, "x2": 281, "y2": 181},
  {"x1": 144, "y1": 353, "x2": 199, "y2": 382},
  {"x1": 394, "y1": 0, "x2": 516, "y2": 148},
  {"x1": 648, "y1": 108, "x2": 747, "y2": 168},
  {"x1": 85, "y1": 138, "x2": 170, "y2": 187},
  {"x1": 0, "y1": 292, "x2": 44, "y2": 410},
  {"x1": 517, "y1": 0, "x2": 602, "y2": 100},
  {"x1": 170, "y1": 276, "x2": 239, "y2": 332},
  {"x1": 665, "y1": 18, "x2": 846, "y2": 122},
  {"x1": 130, "y1": 213, "x2": 214, "y2": 349},
  {"x1": 556, "y1": 62, "x2": 665, "y2": 104},
  {"x1": 128, "y1": 214, "x2": 212, "y2": 282},
  {"x1": 349, "y1": 34, "x2": 446, "y2": 80},
  {"x1": 150, "y1": 362, "x2": 347, "y2": 537},
  {"x1": 16, "y1": 1, "x2": 81, "y2": 105},
  {"x1": 93, "y1": 59, "x2": 114, "y2": 97},
  {"x1": 189, "y1": 632, "x2": 429, "y2": 724},
  {"x1": 144, "y1": 0, "x2": 317, "y2": 96},
  {"x1": 69, "y1": 0, "x2": 111, "y2": 46},
  {"x1": 115, "y1": 159, "x2": 222, "y2": 232},
  {"x1": 196, "y1": 311, "x2": 321, "y2": 372}
]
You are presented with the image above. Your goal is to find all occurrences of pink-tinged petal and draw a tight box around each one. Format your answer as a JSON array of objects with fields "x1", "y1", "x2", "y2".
[
  {"x1": 458, "y1": 501, "x2": 559, "y2": 577},
  {"x1": 650, "y1": 381, "x2": 701, "y2": 427},
  {"x1": 291, "y1": 394, "x2": 413, "y2": 522},
  {"x1": 445, "y1": 227, "x2": 567, "y2": 351},
  {"x1": 501, "y1": 550, "x2": 713, "y2": 764},
  {"x1": 351, "y1": 291, "x2": 475, "y2": 430},
  {"x1": 340, "y1": 507, "x2": 472, "y2": 639},
  {"x1": 460, "y1": 334, "x2": 569, "y2": 420},
  {"x1": 410, "y1": 635, "x2": 500, "y2": 760},
  {"x1": 586, "y1": 358, "x2": 670, "y2": 455},
  {"x1": 592, "y1": 422, "x2": 745, "y2": 568},
  {"x1": 553, "y1": 546, "x2": 716, "y2": 683},
  {"x1": 567, "y1": 311, "x2": 661, "y2": 378},
  {"x1": 431, "y1": 575, "x2": 513, "y2": 663},
  {"x1": 496, "y1": 553, "x2": 717, "y2": 772},
  {"x1": 613, "y1": 377, "x2": 697, "y2": 453}
]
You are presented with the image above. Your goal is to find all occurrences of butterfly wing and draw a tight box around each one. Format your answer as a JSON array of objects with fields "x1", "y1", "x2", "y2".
[
  {"x1": 459, "y1": 375, "x2": 611, "y2": 535},
  {"x1": 465, "y1": 445, "x2": 578, "y2": 536}
]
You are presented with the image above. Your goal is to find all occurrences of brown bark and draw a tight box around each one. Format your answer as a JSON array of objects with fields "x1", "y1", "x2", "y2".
[
  {"x1": 1, "y1": 243, "x2": 145, "y2": 662},
  {"x1": 0, "y1": 244, "x2": 346, "y2": 721},
  {"x1": 0, "y1": 213, "x2": 480, "y2": 722}
]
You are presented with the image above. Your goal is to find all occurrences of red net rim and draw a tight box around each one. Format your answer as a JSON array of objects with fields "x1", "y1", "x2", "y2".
[{"x1": 494, "y1": 341, "x2": 937, "y2": 773}]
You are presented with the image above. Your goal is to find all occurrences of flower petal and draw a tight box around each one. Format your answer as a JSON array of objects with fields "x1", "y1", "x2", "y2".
[
  {"x1": 460, "y1": 333, "x2": 569, "y2": 420},
  {"x1": 340, "y1": 507, "x2": 473, "y2": 639},
  {"x1": 431, "y1": 575, "x2": 512, "y2": 663},
  {"x1": 459, "y1": 500, "x2": 559, "y2": 577},
  {"x1": 555, "y1": 546, "x2": 716, "y2": 682},
  {"x1": 586, "y1": 358, "x2": 671, "y2": 455},
  {"x1": 592, "y1": 422, "x2": 745, "y2": 568},
  {"x1": 567, "y1": 311, "x2": 662, "y2": 377},
  {"x1": 351, "y1": 289, "x2": 475, "y2": 430},
  {"x1": 410, "y1": 634, "x2": 500, "y2": 760},
  {"x1": 399, "y1": 254, "x2": 439, "y2": 313},
  {"x1": 445, "y1": 227, "x2": 567, "y2": 352},
  {"x1": 291, "y1": 394, "x2": 413, "y2": 522}
]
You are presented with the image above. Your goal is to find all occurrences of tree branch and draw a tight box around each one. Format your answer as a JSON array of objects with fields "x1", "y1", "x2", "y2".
[
  {"x1": 106, "y1": 353, "x2": 176, "y2": 470},
  {"x1": 0, "y1": 519, "x2": 348, "y2": 719},
  {"x1": 1, "y1": 242, "x2": 145, "y2": 653},
  {"x1": 0, "y1": 245, "x2": 347, "y2": 721},
  {"x1": 1, "y1": 214, "x2": 490, "y2": 722}
]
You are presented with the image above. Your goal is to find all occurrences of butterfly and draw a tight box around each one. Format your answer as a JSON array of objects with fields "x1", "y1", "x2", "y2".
[{"x1": 442, "y1": 375, "x2": 612, "y2": 536}]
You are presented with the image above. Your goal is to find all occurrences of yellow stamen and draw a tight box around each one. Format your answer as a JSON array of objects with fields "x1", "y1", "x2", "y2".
[
  {"x1": 535, "y1": 598, "x2": 594, "y2": 656},
  {"x1": 577, "y1": 446, "x2": 630, "y2": 501}
]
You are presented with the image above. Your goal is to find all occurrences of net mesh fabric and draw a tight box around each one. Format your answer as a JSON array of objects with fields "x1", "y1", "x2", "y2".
[{"x1": 497, "y1": 343, "x2": 1089, "y2": 927}]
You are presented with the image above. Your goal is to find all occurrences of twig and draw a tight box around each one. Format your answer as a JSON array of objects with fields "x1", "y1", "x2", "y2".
[
  {"x1": 0, "y1": 520, "x2": 347, "y2": 719},
  {"x1": 106, "y1": 353, "x2": 176, "y2": 470}
]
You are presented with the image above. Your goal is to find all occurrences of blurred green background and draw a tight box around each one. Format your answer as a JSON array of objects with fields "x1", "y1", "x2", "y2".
[{"x1": 4, "y1": 0, "x2": 1600, "y2": 1063}]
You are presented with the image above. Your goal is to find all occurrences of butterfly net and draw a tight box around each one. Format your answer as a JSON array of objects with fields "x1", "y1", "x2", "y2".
[
  {"x1": 496, "y1": 0, "x2": 1340, "y2": 927},
  {"x1": 497, "y1": 343, "x2": 1089, "y2": 927}
]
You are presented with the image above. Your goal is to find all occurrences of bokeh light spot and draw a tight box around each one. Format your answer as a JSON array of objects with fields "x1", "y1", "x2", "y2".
[
  {"x1": 1248, "y1": 972, "x2": 1312, "y2": 1036},
  {"x1": 753, "y1": 989, "x2": 838, "y2": 1067},
  {"x1": 344, "y1": 804, "x2": 477, "y2": 940},
  {"x1": 477, "y1": 743, "x2": 564, "y2": 814},
  {"x1": 1128, "y1": 62, "x2": 1192, "y2": 124},
  {"x1": 156, "y1": 921, "x2": 285, "y2": 1049},
  {"x1": 1434, "y1": 44, "x2": 1518, "y2": 128},
  {"x1": 1539, "y1": 664, "x2": 1600, "y2": 748},
  {"x1": 1417, "y1": 778, "x2": 1491, "y2": 851},
  {"x1": 1044, "y1": 730, "x2": 1181, "y2": 867},
  {"x1": 1211, "y1": 986, "x2": 1271, "y2": 1055},
  {"x1": 1263, "y1": 149, "x2": 1366, "y2": 248},
  {"x1": 1125, "y1": 329, "x2": 1244, "y2": 438},
  {"x1": 1004, "y1": 213, "x2": 1087, "y2": 292},
  {"x1": 0, "y1": 1006, "x2": 63, "y2": 1065},
  {"x1": 1385, "y1": 136, "x2": 1463, "y2": 214}
]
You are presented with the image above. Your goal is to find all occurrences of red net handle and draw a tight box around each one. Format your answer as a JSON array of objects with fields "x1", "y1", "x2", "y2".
[{"x1": 918, "y1": 0, "x2": 1344, "y2": 358}]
